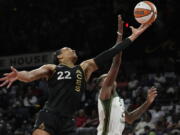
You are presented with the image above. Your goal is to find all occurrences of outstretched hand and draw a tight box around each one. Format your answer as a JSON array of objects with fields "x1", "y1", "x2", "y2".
[
  {"x1": 129, "y1": 23, "x2": 151, "y2": 41},
  {"x1": 0, "y1": 66, "x2": 18, "y2": 88},
  {"x1": 146, "y1": 87, "x2": 157, "y2": 104}
]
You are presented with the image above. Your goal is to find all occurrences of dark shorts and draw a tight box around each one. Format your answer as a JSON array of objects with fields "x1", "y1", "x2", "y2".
[{"x1": 32, "y1": 109, "x2": 77, "y2": 135}]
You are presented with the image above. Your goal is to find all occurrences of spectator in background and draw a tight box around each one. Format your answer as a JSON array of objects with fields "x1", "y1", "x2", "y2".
[
  {"x1": 75, "y1": 109, "x2": 87, "y2": 127},
  {"x1": 149, "y1": 106, "x2": 165, "y2": 124},
  {"x1": 23, "y1": 86, "x2": 38, "y2": 107},
  {"x1": 135, "y1": 112, "x2": 155, "y2": 135},
  {"x1": 0, "y1": 120, "x2": 8, "y2": 135},
  {"x1": 82, "y1": 109, "x2": 98, "y2": 128}
]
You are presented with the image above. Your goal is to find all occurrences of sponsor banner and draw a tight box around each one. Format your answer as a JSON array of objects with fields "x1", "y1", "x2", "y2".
[{"x1": 0, "y1": 52, "x2": 53, "y2": 70}]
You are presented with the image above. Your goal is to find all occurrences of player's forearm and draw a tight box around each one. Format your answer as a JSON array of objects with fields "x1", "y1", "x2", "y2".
[
  {"x1": 116, "y1": 32, "x2": 123, "y2": 44},
  {"x1": 105, "y1": 65, "x2": 120, "y2": 86},
  {"x1": 103, "y1": 54, "x2": 122, "y2": 87},
  {"x1": 125, "y1": 100, "x2": 151, "y2": 124},
  {"x1": 113, "y1": 52, "x2": 122, "y2": 64},
  {"x1": 94, "y1": 38, "x2": 132, "y2": 68},
  {"x1": 109, "y1": 54, "x2": 122, "y2": 77},
  {"x1": 17, "y1": 71, "x2": 34, "y2": 82}
]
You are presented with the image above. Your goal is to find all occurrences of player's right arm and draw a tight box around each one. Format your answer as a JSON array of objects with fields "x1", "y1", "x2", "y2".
[
  {"x1": 0, "y1": 64, "x2": 56, "y2": 88},
  {"x1": 100, "y1": 53, "x2": 122, "y2": 100},
  {"x1": 80, "y1": 19, "x2": 151, "y2": 81},
  {"x1": 100, "y1": 15, "x2": 124, "y2": 100}
]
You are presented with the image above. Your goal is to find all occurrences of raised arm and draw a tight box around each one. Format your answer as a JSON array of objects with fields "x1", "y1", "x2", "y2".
[
  {"x1": 0, "y1": 64, "x2": 56, "y2": 88},
  {"x1": 93, "y1": 23, "x2": 150, "y2": 69},
  {"x1": 80, "y1": 16, "x2": 151, "y2": 81},
  {"x1": 100, "y1": 52, "x2": 122, "y2": 100},
  {"x1": 99, "y1": 15, "x2": 124, "y2": 99},
  {"x1": 125, "y1": 87, "x2": 157, "y2": 124},
  {"x1": 116, "y1": 15, "x2": 124, "y2": 44}
]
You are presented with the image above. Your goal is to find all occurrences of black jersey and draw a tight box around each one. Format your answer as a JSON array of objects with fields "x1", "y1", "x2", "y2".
[{"x1": 44, "y1": 64, "x2": 86, "y2": 117}]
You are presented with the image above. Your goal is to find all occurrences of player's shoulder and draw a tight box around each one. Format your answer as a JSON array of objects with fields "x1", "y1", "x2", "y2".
[
  {"x1": 80, "y1": 59, "x2": 95, "y2": 65},
  {"x1": 41, "y1": 64, "x2": 56, "y2": 71},
  {"x1": 80, "y1": 59, "x2": 98, "y2": 71}
]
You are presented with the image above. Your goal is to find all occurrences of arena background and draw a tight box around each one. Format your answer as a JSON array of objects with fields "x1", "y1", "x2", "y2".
[{"x1": 0, "y1": 0, "x2": 179, "y2": 135}]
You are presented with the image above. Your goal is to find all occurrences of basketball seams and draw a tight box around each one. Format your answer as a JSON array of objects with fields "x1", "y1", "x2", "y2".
[
  {"x1": 144, "y1": 1, "x2": 157, "y2": 24},
  {"x1": 135, "y1": 1, "x2": 151, "y2": 10},
  {"x1": 134, "y1": 1, "x2": 157, "y2": 24},
  {"x1": 134, "y1": 8, "x2": 153, "y2": 18},
  {"x1": 135, "y1": 13, "x2": 153, "y2": 24},
  {"x1": 144, "y1": 1, "x2": 156, "y2": 14}
]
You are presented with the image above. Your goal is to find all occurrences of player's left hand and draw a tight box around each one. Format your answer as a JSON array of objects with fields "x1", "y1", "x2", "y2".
[{"x1": 146, "y1": 87, "x2": 157, "y2": 104}]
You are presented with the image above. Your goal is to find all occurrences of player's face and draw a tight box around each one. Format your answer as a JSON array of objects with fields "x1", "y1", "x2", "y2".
[{"x1": 60, "y1": 47, "x2": 78, "y2": 61}]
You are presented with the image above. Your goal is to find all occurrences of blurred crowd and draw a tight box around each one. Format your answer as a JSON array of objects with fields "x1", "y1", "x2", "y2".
[{"x1": 0, "y1": 71, "x2": 179, "y2": 135}]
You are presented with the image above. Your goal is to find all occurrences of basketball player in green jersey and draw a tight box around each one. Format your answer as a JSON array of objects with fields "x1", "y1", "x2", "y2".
[
  {"x1": 97, "y1": 16, "x2": 157, "y2": 135},
  {"x1": 0, "y1": 15, "x2": 152, "y2": 135}
]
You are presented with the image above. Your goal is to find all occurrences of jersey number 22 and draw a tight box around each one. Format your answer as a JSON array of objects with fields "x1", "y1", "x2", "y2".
[{"x1": 57, "y1": 71, "x2": 72, "y2": 80}]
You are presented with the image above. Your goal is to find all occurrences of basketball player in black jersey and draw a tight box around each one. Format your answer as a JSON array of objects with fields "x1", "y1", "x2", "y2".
[{"x1": 0, "y1": 15, "x2": 152, "y2": 135}]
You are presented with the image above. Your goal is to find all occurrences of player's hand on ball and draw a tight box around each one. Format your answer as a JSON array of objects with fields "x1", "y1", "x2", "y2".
[
  {"x1": 130, "y1": 23, "x2": 151, "y2": 39},
  {"x1": 146, "y1": 87, "x2": 157, "y2": 104}
]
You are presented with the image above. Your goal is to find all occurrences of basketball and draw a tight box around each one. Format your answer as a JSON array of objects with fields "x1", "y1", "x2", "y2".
[{"x1": 134, "y1": 1, "x2": 157, "y2": 24}]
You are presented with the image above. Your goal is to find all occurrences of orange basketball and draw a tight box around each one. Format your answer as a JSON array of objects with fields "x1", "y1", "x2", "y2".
[{"x1": 134, "y1": 1, "x2": 157, "y2": 24}]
